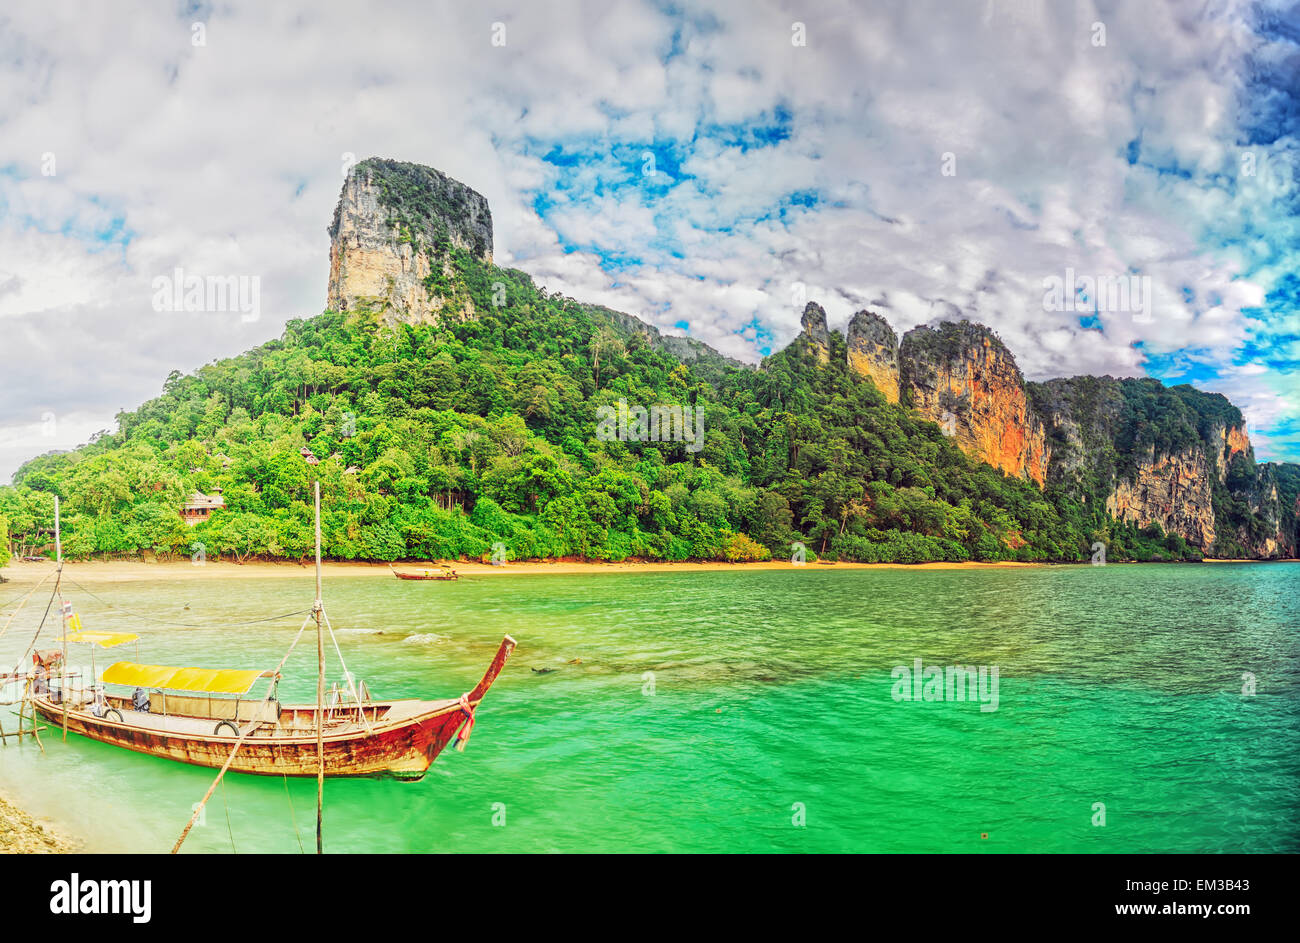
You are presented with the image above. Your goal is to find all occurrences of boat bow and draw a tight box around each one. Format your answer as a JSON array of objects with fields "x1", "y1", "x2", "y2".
[{"x1": 452, "y1": 635, "x2": 517, "y2": 752}]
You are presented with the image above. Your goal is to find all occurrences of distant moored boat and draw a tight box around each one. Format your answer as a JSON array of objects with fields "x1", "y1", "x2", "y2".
[{"x1": 389, "y1": 563, "x2": 460, "y2": 581}]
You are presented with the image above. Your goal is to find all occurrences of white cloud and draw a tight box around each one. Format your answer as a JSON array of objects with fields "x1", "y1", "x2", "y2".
[{"x1": 0, "y1": 0, "x2": 1296, "y2": 482}]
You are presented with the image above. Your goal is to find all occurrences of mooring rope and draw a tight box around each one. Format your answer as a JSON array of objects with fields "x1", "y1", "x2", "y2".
[
  {"x1": 220, "y1": 774, "x2": 236, "y2": 854},
  {"x1": 321, "y1": 608, "x2": 372, "y2": 736},
  {"x1": 5, "y1": 579, "x2": 60, "y2": 681},
  {"x1": 283, "y1": 773, "x2": 304, "y2": 854},
  {"x1": 61, "y1": 578, "x2": 312, "y2": 628},
  {"x1": 171, "y1": 613, "x2": 312, "y2": 854},
  {"x1": 0, "y1": 572, "x2": 54, "y2": 646},
  {"x1": 0, "y1": 587, "x2": 40, "y2": 610}
]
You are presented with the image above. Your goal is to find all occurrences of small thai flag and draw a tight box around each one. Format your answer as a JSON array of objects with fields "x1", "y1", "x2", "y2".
[{"x1": 60, "y1": 600, "x2": 73, "y2": 617}]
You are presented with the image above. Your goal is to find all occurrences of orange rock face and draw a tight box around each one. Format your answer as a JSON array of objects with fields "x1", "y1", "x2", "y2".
[
  {"x1": 1225, "y1": 424, "x2": 1251, "y2": 459},
  {"x1": 898, "y1": 323, "x2": 1049, "y2": 486},
  {"x1": 846, "y1": 310, "x2": 901, "y2": 403},
  {"x1": 848, "y1": 349, "x2": 900, "y2": 402},
  {"x1": 1210, "y1": 421, "x2": 1254, "y2": 485},
  {"x1": 1104, "y1": 446, "x2": 1216, "y2": 548},
  {"x1": 804, "y1": 303, "x2": 1292, "y2": 557}
]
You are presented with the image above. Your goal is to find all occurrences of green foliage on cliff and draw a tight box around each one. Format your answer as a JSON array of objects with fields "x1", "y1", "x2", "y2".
[
  {"x1": 1028, "y1": 373, "x2": 1300, "y2": 558},
  {"x1": 360, "y1": 158, "x2": 489, "y2": 259}
]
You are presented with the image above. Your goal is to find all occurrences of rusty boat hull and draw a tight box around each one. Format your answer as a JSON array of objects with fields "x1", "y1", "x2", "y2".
[{"x1": 33, "y1": 635, "x2": 516, "y2": 781}]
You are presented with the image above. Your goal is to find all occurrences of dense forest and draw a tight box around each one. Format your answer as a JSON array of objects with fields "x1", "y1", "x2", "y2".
[{"x1": 0, "y1": 246, "x2": 1273, "y2": 566}]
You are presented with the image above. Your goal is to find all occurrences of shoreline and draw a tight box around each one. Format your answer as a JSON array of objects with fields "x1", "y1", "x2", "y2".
[
  {"x1": 0, "y1": 790, "x2": 75, "y2": 854},
  {"x1": 0, "y1": 556, "x2": 1294, "y2": 585},
  {"x1": 0, "y1": 558, "x2": 1040, "y2": 583}
]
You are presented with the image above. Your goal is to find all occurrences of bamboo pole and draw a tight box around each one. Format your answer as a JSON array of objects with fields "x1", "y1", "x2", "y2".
[
  {"x1": 54, "y1": 496, "x2": 69, "y2": 741},
  {"x1": 23, "y1": 681, "x2": 44, "y2": 753},
  {"x1": 314, "y1": 481, "x2": 324, "y2": 855}
]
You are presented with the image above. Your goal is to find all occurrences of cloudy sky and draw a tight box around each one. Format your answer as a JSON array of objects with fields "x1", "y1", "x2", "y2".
[{"x1": 1, "y1": 0, "x2": 1297, "y2": 481}]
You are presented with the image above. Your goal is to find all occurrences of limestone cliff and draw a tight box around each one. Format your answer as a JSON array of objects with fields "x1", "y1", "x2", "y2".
[
  {"x1": 1029, "y1": 376, "x2": 1297, "y2": 557},
  {"x1": 846, "y1": 309, "x2": 900, "y2": 403},
  {"x1": 1104, "y1": 445, "x2": 1217, "y2": 548},
  {"x1": 318, "y1": 157, "x2": 1296, "y2": 560},
  {"x1": 327, "y1": 158, "x2": 493, "y2": 326},
  {"x1": 1211, "y1": 421, "x2": 1252, "y2": 484},
  {"x1": 1203, "y1": 419, "x2": 1291, "y2": 555},
  {"x1": 780, "y1": 299, "x2": 1293, "y2": 557},
  {"x1": 1218, "y1": 455, "x2": 1295, "y2": 558},
  {"x1": 1026, "y1": 376, "x2": 1126, "y2": 499},
  {"x1": 798, "y1": 302, "x2": 832, "y2": 364},
  {"x1": 897, "y1": 321, "x2": 1049, "y2": 486}
]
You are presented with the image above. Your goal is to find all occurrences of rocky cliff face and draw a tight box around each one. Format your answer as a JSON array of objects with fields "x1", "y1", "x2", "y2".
[
  {"x1": 1030, "y1": 375, "x2": 1224, "y2": 547},
  {"x1": 1027, "y1": 376, "x2": 1125, "y2": 497},
  {"x1": 1211, "y1": 421, "x2": 1252, "y2": 484},
  {"x1": 1029, "y1": 376, "x2": 1297, "y2": 557},
  {"x1": 327, "y1": 158, "x2": 493, "y2": 326},
  {"x1": 1217, "y1": 457, "x2": 1294, "y2": 558},
  {"x1": 798, "y1": 302, "x2": 832, "y2": 364},
  {"x1": 1202, "y1": 419, "x2": 1292, "y2": 555},
  {"x1": 846, "y1": 309, "x2": 900, "y2": 403},
  {"x1": 1104, "y1": 445, "x2": 1217, "y2": 548},
  {"x1": 897, "y1": 321, "x2": 1049, "y2": 486},
  {"x1": 321, "y1": 158, "x2": 1296, "y2": 559},
  {"x1": 792, "y1": 301, "x2": 1295, "y2": 558}
]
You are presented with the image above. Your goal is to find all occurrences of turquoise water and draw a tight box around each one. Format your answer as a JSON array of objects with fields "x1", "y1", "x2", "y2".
[{"x1": 1, "y1": 563, "x2": 1297, "y2": 853}]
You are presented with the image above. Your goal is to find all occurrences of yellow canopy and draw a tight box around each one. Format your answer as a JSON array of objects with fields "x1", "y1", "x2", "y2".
[
  {"x1": 102, "y1": 661, "x2": 276, "y2": 695},
  {"x1": 60, "y1": 630, "x2": 140, "y2": 649}
]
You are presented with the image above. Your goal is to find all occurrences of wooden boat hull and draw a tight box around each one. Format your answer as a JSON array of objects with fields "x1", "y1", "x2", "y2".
[{"x1": 33, "y1": 636, "x2": 516, "y2": 781}]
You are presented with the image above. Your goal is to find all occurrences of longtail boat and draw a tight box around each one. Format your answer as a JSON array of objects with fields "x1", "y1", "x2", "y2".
[
  {"x1": 25, "y1": 487, "x2": 515, "y2": 782},
  {"x1": 29, "y1": 634, "x2": 515, "y2": 780},
  {"x1": 389, "y1": 563, "x2": 459, "y2": 581}
]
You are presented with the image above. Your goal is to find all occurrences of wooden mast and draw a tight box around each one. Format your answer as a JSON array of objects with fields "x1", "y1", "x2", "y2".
[
  {"x1": 314, "y1": 481, "x2": 324, "y2": 855},
  {"x1": 55, "y1": 495, "x2": 68, "y2": 740}
]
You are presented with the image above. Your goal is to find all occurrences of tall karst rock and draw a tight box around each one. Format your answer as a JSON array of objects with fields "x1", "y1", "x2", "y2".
[
  {"x1": 798, "y1": 301, "x2": 833, "y2": 363},
  {"x1": 327, "y1": 158, "x2": 493, "y2": 326},
  {"x1": 846, "y1": 309, "x2": 900, "y2": 403},
  {"x1": 1104, "y1": 446, "x2": 1218, "y2": 549},
  {"x1": 897, "y1": 321, "x2": 1049, "y2": 486},
  {"x1": 839, "y1": 312, "x2": 1047, "y2": 484}
]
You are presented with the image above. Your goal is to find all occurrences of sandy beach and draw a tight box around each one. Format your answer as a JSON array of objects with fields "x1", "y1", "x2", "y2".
[
  {"x1": 0, "y1": 557, "x2": 1051, "y2": 585},
  {"x1": 2, "y1": 555, "x2": 1292, "y2": 587}
]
